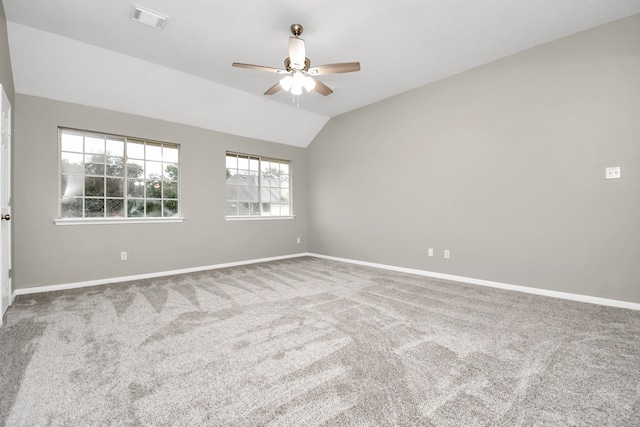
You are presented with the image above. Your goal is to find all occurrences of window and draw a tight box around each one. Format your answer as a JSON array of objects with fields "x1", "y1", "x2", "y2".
[
  {"x1": 226, "y1": 152, "x2": 291, "y2": 218},
  {"x1": 59, "y1": 128, "x2": 179, "y2": 219}
]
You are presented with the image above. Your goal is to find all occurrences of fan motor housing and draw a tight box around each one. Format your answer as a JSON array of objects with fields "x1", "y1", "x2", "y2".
[{"x1": 285, "y1": 57, "x2": 311, "y2": 71}]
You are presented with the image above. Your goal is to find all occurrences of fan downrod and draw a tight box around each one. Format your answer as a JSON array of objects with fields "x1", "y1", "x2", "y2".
[{"x1": 290, "y1": 23, "x2": 303, "y2": 37}]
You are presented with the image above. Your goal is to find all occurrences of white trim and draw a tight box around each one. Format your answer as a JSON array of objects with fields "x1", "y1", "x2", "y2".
[
  {"x1": 11, "y1": 252, "x2": 640, "y2": 311},
  {"x1": 54, "y1": 217, "x2": 185, "y2": 225},
  {"x1": 225, "y1": 215, "x2": 295, "y2": 221},
  {"x1": 308, "y1": 253, "x2": 640, "y2": 311},
  {"x1": 13, "y1": 253, "x2": 307, "y2": 296}
]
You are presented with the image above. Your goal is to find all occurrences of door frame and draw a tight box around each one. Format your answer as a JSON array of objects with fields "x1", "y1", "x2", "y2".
[{"x1": 0, "y1": 84, "x2": 12, "y2": 324}]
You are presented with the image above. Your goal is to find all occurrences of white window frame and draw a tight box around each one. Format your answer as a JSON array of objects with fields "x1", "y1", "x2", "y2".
[
  {"x1": 225, "y1": 151, "x2": 293, "y2": 220},
  {"x1": 55, "y1": 128, "x2": 184, "y2": 225}
]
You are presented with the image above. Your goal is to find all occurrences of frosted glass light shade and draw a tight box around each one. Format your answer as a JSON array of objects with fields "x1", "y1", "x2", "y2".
[
  {"x1": 280, "y1": 72, "x2": 315, "y2": 95},
  {"x1": 303, "y1": 77, "x2": 316, "y2": 92},
  {"x1": 280, "y1": 75, "x2": 293, "y2": 91}
]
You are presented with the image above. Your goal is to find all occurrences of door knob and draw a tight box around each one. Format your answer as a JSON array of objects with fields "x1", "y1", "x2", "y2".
[{"x1": 1, "y1": 214, "x2": 10, "y2": 221}]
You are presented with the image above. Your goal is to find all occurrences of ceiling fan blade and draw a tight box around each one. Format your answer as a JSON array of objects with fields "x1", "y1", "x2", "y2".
[
  {"x1": 232, "y1": 63, "x2": 286, "y2": 74},
  {"x1": 264, "y1": 82, "x2": 282, "y2": 95},
  {"x1": 309, "y1": 77, "x2": 333, "y2": 96},
  {"x1": 307, "y1": 62, "x2": 361, "y2": 76},
  {"x1": 288, "y1": 37, "x2": 306, "y2": 69}
]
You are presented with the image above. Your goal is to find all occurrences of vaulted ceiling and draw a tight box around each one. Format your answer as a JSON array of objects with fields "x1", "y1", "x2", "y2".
[{"x1": 4, "y1": 0, "x2": 640, "y2": 147}]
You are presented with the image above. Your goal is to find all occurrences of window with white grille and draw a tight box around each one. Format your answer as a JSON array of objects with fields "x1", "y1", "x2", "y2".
[
  {"x1": 225, "y1": 152, "x2": 291, "y2": 218},
  {"x1": 59, "y1": 128, "x2": 179, "y2": 219}
]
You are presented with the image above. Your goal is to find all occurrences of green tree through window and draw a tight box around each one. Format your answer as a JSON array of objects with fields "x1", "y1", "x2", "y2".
[{"x1": 59, "y1": 128, "x2": 180, "y2": 219}]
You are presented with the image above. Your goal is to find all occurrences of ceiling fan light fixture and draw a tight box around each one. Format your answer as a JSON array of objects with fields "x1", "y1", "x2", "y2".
[
  {"x1": 290, "y1": 84, "x2": 303, "y2": 96},
  {"x1": 291, "y1": 71, "x2": 307, "y2": 94},
  {"x1": 303, "y1": 76, "x2": 316, "y2": 92},
  {"x1": 280, "y1": 75, "x2": 293, "y2": 91}
]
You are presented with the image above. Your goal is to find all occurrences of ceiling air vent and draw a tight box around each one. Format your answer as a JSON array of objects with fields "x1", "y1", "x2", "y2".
[{"x1": 132, "y1": 5, "x2": 168, "y2": 29}]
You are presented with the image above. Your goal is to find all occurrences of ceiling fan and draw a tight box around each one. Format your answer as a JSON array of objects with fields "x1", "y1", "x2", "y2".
[{"x1": 232, "y1": 23, "x2": 360, "y2": 97}]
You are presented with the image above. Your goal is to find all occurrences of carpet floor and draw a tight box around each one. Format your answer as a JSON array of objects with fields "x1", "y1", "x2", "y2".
[{"x1": 1, "y1": 256, "x2": 639, "y2": 426}]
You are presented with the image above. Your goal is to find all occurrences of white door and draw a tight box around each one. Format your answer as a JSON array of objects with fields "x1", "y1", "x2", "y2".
[{"x1": 0, "y1": 85, "x2": 12, "y2": 324}]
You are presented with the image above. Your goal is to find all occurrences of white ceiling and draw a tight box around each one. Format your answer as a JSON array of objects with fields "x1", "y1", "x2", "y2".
[{"x1": 4, "y1": 0, "x2": 640, "y2": 147}]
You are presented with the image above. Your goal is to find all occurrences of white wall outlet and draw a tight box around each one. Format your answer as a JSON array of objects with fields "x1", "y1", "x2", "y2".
[
  {"x1": 444, "y1": 250, "x2": 450, "y2": 259},
  {"x1": 428, "y1": 248, "x2": 433, "y2": 257},
  {"x1": 605, "y1": 166, "x2": 621, "y2": 179},
  {"x1": 120, "y1": 251, "x2": 127, "y2": 261},
  {"x1": 296, "y1": 237, "x2": 301, "y2": 244}
]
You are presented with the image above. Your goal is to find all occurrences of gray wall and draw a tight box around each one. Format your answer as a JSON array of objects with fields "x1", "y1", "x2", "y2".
[
  {"x1": 9, "y1": 14, "x2": 640, "y2": 305},
  {"x1": 13, "y1": 95, "x2": 308, "y2": 289},
  {"x1": 0, "y1": 1, "x2": 14, "y2": 102},
  {"x1": 308, "y1": 15, "x2": 640, "y2": 303}
]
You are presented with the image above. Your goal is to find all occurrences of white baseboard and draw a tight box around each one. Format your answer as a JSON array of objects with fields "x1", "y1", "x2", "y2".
[
  {"x1": 308, "y1": 253, "x2": 640, "y2": 311},
  {"x1": 11, "y1": 253, "x2": 309, "y2": 298},
  {"x1": 11, "y1": 252, "x2": 640, "y2": 311}
]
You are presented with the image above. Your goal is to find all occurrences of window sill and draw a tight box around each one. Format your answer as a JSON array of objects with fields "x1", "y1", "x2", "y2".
[
  {"x1": 54, "y1": 217, "x2": 185, "y2": 226},
  {"x1": 225, "y1": 215, "x2": 295, "y2": 221}
]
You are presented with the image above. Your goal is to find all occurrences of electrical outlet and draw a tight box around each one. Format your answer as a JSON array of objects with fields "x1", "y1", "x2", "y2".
[
  {"x1": 444, "y1": 250, "x2": 450, "y2": 259},
  {"x1": 605, "y1": 167, "x2": 621, "y2": 179},
  {"x1": 428, "y1": 248, "x2": 433, "y2": 257},
  {"x1": 297, "y1": 237, "x2": 301, "y2": 244},
  {"x1": 120, "y1": 251, "x2": 128, "y2": 261}
]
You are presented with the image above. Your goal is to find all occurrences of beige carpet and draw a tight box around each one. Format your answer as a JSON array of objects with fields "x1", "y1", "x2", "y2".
[{"x1": 1, "y1": 256, "x2": 639, "y2": 426}]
